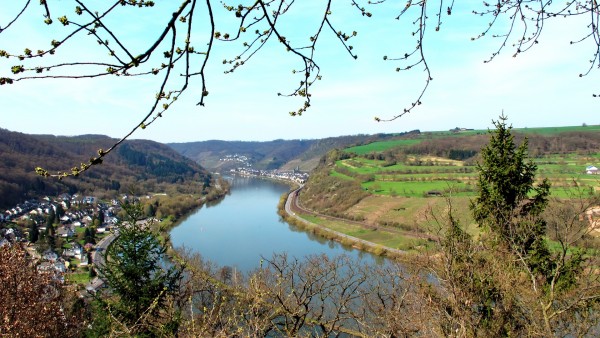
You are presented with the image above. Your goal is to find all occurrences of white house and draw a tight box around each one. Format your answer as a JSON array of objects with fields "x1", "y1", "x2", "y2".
[
  {"x1": 586, "y1": 165, "x2": 599, "y2": 175},
  {"x1": 62, "y1": 243, "x2": 83, "y2": 260}
]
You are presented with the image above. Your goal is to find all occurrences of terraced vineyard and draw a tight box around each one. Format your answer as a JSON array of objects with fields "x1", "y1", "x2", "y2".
[
  {"x1": 332, "y1": 154, "x2": 600, "y2": 199},
  {"x1": 296, "y1": 125, "x2": 600, "y2": 253}
]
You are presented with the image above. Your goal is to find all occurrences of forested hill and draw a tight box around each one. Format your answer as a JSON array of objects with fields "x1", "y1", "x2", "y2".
[
  {"x1": 0, "y1": 129, "x2": 212, "y2": 209},
  {"x1": 168, "y1": 132, "x2": 419, "y2": 172}
]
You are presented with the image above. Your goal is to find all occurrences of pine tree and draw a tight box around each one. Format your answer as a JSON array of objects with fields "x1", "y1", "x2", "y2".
[
  {"x1": 28, "y1": 221, "x2": 39, "y2": 243},
  {"x1": 84, "y1": 227, "x2": 96, "y2": 245},
  {"x1": 46, "y1": 223, "x2": 56, "y2": 251},
  {"x1": 45, "y1": 209, "x2": 55, "y2": 228},
  {"x1": 92, "y1": 202, "x2": 183, "y2": 336},
  {"x1": 470, "y1": 114, "x2": 552, "y2": 274},
  {"x1": 427, "y1": 115, "x2": 599, "y2": 336},
  {"x1": 27, "y1": 220, "x2": 40, "y2": 243}
]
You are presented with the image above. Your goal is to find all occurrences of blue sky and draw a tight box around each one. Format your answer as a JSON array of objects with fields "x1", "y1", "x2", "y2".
[{"x1": 0, "y1": 1, "x2": 598, "y2": 143}]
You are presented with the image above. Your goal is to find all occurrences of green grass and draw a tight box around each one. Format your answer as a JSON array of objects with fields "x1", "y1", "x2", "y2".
[
  {"x1": 66, "y1": 272, "x2": 91, "y2": 285},
  {"x1": 363, "y1": 180, "x2": 474, "y2": 197},
  {"x1": 345, "y1": 139, "x2": 422, "y2": 154},
  {"x1": 337, "y1": 158, "x2": 471, "y2": 175},
  {"x1": 514, "y1": 125, "x2": 600, "y2": 135},
  {"x1": 300, "y1": 214, "x2": 432, "y2": 251},
  {"x1": 329, "y1": 170, "x2": 354, "y2": 181}
]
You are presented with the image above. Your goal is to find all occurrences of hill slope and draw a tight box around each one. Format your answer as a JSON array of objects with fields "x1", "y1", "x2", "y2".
[
  {"x1": 300, "y1": 125, "x2": 600, "y2": 228},
  {"x1": 0, "y1": 129, "x2": 212, "y2": 209},
  {"x1": 168, "y1": 133, "x2": 419, "y2": 172}
]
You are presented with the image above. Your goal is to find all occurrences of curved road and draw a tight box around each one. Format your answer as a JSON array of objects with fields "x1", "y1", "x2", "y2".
[
  {"x1": 284, "y1": 185, "x2": 409, "y2": 257},
  {"x1": 82, "y1": 229, "x2": 118, "y2": 295}
]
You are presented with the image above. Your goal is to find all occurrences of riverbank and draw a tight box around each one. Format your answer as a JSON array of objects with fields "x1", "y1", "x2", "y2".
[
  {"x1": 168, "y1": 176, "x2": 386, "y2": 273},
  {"x1": 231, "y1": 172, "x2": 426, "y2": 260},
  {"x1": 278, "y1": 186, "x2": 435, "y2": 261},
  {"x1": 156, "y1": 180, "x2": 231, "y2": 232}
]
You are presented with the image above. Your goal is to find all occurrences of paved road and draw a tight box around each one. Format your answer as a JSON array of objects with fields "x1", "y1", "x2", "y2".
[
  {"x1": 284, "y1": 185, "x2": 408, "y2": 257},
  {"x1": 81, "y1": 229, "x2": 119, "y2": 296},
  {"x1": 286, "y1": 185, "x2": 435, "y2": 240},
  {"x1": 92, "y1": 229, "x2": 118, "y2": 267}
]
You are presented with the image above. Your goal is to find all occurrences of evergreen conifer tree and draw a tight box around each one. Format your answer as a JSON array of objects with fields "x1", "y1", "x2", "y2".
[
  {"x1": 470, "y1": 114, "x2": 552, "y2": 274},
  {"x1": 92, "y1": 202, "x2": 183, "y2": 336},
  {"x1": 27, "y1": 220, "x2": 39, "y2": 243}
]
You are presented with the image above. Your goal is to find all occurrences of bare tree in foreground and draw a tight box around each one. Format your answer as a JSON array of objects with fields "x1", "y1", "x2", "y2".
[
  {"x1": 0, "y1": 1, "x2": 597, "y2": 177},
  {"x1": 0, "y1": 244, "x2": 83, "y2": 337},
  {"x1": 177, "y1": 250, "x2": 435, "y2": 337}
]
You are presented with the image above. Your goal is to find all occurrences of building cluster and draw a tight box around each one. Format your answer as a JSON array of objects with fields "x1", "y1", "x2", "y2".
[
  {"x1": 449, "y1": 127, "x2": 475, "y2": 133},
  {"x1": 220, "y1": 154, "x2": 251, "y2": 167},
  {"x1": 0, "y1": 193, "x2": 123, "y2": 283},
  {"x1": 230, "y1": 167, "x2": 309, "y2": 184},
  {"x1": 2, "y1": 194, "x2": 119, "y2": 232},
  {"x1": 586, "y1": 165, "x2": 599, "y2": 175}
]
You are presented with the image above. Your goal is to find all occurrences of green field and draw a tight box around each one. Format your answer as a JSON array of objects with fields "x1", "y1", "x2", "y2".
[
  {"x1": 334, "y1": 146, "x2": 600, "y2": 199},
  {"x1": 329, "y1": 170, "x2": 354, "y2": 181},
  {"x1": 344, "y1": 125, "x2": 600, "y2": 155},
  {"x1": 66, "y1": 271, "x2": 91, "y2": 285},
  {"x1": 344, "y1": 139, "x2": 422, "y2": 154},
  {"x1": 513, "y1": 125, "x2": 600, "y2": 135},
  {"x1": 300, "y1": 214, "x2": 433, "y2": 252},
  {"x1": 298, "y1": 125, "x2": 600, "y2": 255}
]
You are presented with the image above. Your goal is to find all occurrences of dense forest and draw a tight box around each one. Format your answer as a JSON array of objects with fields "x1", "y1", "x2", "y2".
[{"x1": 0, "y1": 128, "x2": 213, "y2": 208}]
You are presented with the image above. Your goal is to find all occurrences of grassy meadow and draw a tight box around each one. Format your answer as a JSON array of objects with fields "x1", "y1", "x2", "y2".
[{"x1": 296, "y1": 125, "x2": 600, "y2": 255}]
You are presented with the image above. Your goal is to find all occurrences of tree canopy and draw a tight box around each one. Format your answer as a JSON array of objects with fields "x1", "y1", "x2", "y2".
[
  {"x1": 0, "y1": 1, "x2": 598, "y2": 176},
  {"x1": 92, "y1": 202, "x2": 184, "y2": 336}
]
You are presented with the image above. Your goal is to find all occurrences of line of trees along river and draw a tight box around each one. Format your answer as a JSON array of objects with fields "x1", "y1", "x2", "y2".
[{"x1": 169, "y1": 176, "x2": 385, "y2": 273}]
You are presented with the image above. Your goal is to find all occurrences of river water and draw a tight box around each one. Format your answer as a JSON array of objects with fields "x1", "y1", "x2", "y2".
[{"x1": 170, "y1": 176, "x2": 384, "y2": 273}]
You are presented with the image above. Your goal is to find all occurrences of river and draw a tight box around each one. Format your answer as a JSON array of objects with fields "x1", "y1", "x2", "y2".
[{"x1": 169, "y1": 176, "x2": 384, "y2": 274}]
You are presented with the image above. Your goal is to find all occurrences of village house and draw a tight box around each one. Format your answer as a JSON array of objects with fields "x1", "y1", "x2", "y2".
[
  {"x1": 586, "y1": 165, "x2": 599, "y2": 175},
  {"x1": 37, "y1": 260, "x2": 66, "y2": 283},
  {"x1": 62, "y1": 242, "x2": 83, "y2": 260},
  {"x1": 79, "y1": 254, "x2": 89, "y2": 266},
  {"x1": 58, "y1": 193, "x2": 72, "y2": 201},
  {"x1": 56, "y1": 225, "x2": 75, "y2": 238}
]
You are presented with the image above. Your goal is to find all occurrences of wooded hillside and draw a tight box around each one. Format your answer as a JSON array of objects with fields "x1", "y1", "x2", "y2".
[
  {"x1": 168, "y1": 132, "x2": 418, "y2": 171},
  {"x1": 0, "y1": 129, "x2": 212, "y2": 208}
]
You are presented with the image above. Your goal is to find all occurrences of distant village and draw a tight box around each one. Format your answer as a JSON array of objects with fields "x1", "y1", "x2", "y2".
[
  {"x1": 230, "y1": 167, "x2": 309, "y2": 184},
  {"x1": 0, "y1": 158, "x2": 308, "y2": 290},
  {"x1": 220, "y1": 154, "x2": 251, "y2": 166},
  {"x1": 221, "y1": 153, "x2": 309, "y2": 184}
]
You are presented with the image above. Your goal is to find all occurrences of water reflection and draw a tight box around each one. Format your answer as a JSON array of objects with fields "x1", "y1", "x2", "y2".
[{"x1": 170, "y1": 176, "x2": 385, "y2": 273}]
